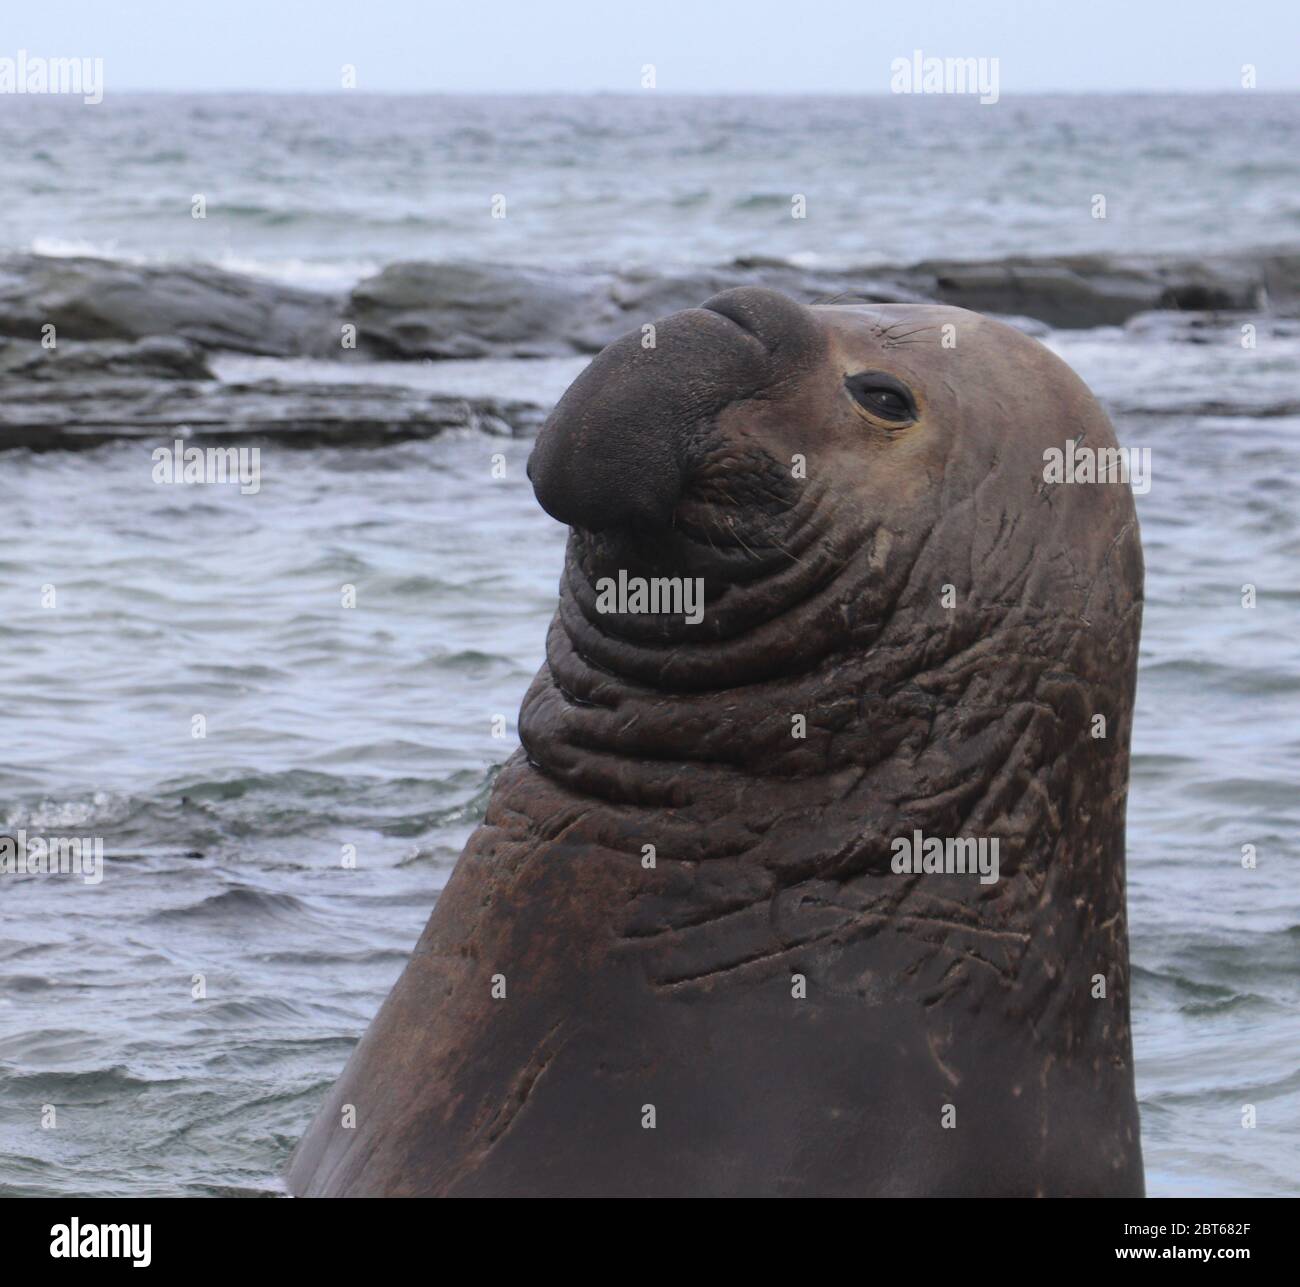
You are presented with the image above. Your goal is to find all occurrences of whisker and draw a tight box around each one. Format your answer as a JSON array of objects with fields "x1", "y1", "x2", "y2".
[{"x1": 809, "y1": 291, "x2": 884, "y2": 307}]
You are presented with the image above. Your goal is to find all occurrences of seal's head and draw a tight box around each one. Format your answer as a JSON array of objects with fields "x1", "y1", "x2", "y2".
[
  {"x1": 528, "y1": 287, "x2": 1139, "y2": 684},
  {"x1": 527, "y1": 282, "x2": 1140, "y2": 698}
]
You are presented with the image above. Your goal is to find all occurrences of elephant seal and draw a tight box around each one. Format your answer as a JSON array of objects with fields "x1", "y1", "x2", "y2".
[{"x1": 289, "y1": 287, "x2": 1145, "y2": 1197}]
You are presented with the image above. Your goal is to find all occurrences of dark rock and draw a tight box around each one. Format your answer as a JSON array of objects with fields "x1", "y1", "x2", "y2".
[
  {"x1": 0, "y1": 373, "x2": 544, "y2": 452},
  {"x1": 911, "y1": 259, "x2": 1157, "y2": 327},
  {"x1": 907, "y1": 252, "x2": 1300, "y2": 329},
  {"x1": 349, "y1": 261, "x2": 612, "y2": 359},
  {"x1": 5, "y1": 249, "x2": 1299, "y2": 373},
  {"x1": 0, "y1": 254, "x2": 343, "y2": 357},
  {"x1": 1112, "y1": 398, "x2": 1300, "y2": 419},
  {"x1": 0, "y1": 335, "x2": 213, "y2": 381}
]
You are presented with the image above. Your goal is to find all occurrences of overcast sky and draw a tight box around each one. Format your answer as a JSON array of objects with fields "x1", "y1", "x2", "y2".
[{"x1": 8, "y1": 0, "x2": 1300, "y2": 94}]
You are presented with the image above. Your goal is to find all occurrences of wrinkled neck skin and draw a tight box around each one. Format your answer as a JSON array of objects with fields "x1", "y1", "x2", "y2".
[{"x1": 511, "y1": 382, "x2": 1143, "y2": 1025}]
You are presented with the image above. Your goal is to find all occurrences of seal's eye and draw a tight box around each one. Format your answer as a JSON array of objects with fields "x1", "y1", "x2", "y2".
[{"x1": 845, "y1": 372, "x2": 916, "y2": 424}]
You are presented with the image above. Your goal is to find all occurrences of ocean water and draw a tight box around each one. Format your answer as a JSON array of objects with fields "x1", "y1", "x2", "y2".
[
  {"x1": 4, "y1": 92, "x2": 1300, "y2": 280},
  {"x1": 0, "y1": 93, "x2": 1297, "y2": 1198}
]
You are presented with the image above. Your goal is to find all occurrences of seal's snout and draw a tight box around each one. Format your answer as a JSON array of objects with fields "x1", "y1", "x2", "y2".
[
  {"x1": 525, "y1": 337, "x2": 687, "y2": 532},
  {"x1": 528, "y1": 287, "x2": 821, "y2": 534},
  {"x1": 527, "y1": 415, "x2": 682, "y2": 533},
  {"x1": 699, "y1": 285, "x2": 817, "y2": 357}
]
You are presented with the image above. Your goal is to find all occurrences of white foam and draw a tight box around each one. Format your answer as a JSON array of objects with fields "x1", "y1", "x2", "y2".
[{"x1": 26, "y1": 238, "x2": 374, "y2": 293}]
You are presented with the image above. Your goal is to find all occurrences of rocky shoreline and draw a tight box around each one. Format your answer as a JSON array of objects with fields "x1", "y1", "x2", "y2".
[
  {"x1": 0, "y1": 335, "x2": 543, "y2": 452},
  {"x1": 2, "y1": 248, "x2": 1296, "y2": 450}
]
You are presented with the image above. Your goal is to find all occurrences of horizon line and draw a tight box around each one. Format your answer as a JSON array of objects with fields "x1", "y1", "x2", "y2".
[{"x1": 19, "y1": 86, "x2": 1298, "y2": 97}]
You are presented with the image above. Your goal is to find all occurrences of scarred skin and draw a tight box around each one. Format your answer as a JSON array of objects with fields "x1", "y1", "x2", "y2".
[{"x1": 288, "y1": 288, "x2": 1145, "y2": 1197}]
